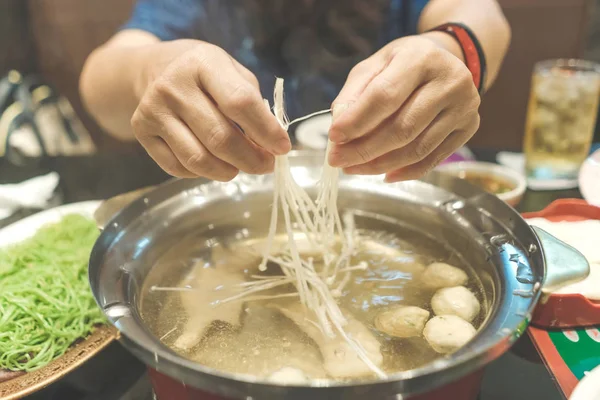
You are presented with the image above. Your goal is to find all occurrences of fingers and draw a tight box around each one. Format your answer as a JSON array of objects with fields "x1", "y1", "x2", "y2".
[
  {"x1": 330, "y1": 47, "x2": 425, "y2": 144},
  {"x1": 343, "y1": 110, "x2": 458, "y2": 175},
  {"x1": 194, "y1": 52, "x2": 291, "y2": 155},
  {"x1": 171, "y1": 88, "x2": 275, "y2": 175},
  {"x1": 384, "y1": 115, "x2": 480, "y2": 182},
  {"x1": 331, "y1": 55, "x2": 383, "y2": 113},
  {"x1": 232, "y1": 61, "x2": 261, "y2": 91},
  {"x1": 329, "y1": 36, "x2": 482, "y2": 182},
  {"x1": 160, "y1": 116, "x2": 240, "y2": 181},
  {"x1": 137, "y1": 136, "x2": 196, "y2": 178},
  {"x1": 132, "y1": 106, "x2": 239, "y2": 181},
  {"x1": 384, "y1": 130, "x2": 471, "y2": 183},
  {"x1": 328, "y1": 84, "x2": 445, "y2": 168}
]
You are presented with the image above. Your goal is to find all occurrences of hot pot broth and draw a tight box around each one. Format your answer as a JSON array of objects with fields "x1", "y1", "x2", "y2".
[{"x1": 139, "y1": 213, "x2": 487, "y2": 381}]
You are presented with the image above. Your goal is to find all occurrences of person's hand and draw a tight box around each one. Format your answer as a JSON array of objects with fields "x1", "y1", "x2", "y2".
[
  {"x1": 131, "y1": 41, "x2": 290, "y2": 180},
  {"x1": 328, "y1": 35, "x2": 481, "y2": 182}
]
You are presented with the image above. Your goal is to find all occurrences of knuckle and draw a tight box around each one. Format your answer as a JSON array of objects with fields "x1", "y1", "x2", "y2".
[
  {"x1": 355, "y1": 145, "x2": 373, "y2": 164},
  {"x1": 469, "y1": 113, "x2": 481, "y2": 133},
  {"x1": 246, "y1": 158, "x2": 271, "y2": 175},
  {"x1": 368, "y1": 157, "x2": 388, "y2": 175},
  {"x1": 371, "y1": 77, "x2": 397, "y2": 104},
  {"x1": 183, "y1": 152, "x2": 209, "y2": 173},
  {"x1": 431, "y1": 153, "x2": 448, "y2": 170},
  {"x1": 161, "y1": 159, "x2": 188, "y2": 178},
  {"x1": 205, "y1": 124, "x2": 231, "y2": 153},
  {"x1": 191, "y1": 43, "x2": 220, "y2": 65},
  {"x1": 216, "y1": 169, "x2": 239, "y2": 182},
  {"x1": 152, "y1": 78, "x2": 176, "y2": 100},
  {"x1": 247, "y1": 73, "x2": 260, "y2": 89},
  {"x1": 396, "y1": 114, "x2": 418, "y2": 140},
  {"x1": 413, "y1": 139, "x2": 435, "y2": 161},
  {"x1": 455, "y1": 67, "x2": 476, "y2": 91},
  {"x1": 422, "y1": 162, "x2": 437, "y2": 176},
  {"x1": 422, "y1": 42, "x2": 440, "y2": 59},
  {"x1": 474, "y1": 112, "x2": 481, "y2": 128},
  {"x1": 460, "y1": 109, "x2": 480, "y2": 131},
  {"x1": 349, "y1": 61, "x2": 369, "y2": 78},
  {"x1": 130, "y1": 109, "x2": 144, "y2": 135},
  {"x1": 224, "y1": 84, "x2": 256, "y2": 112},
  {"x1": 412, "y1": 161, "x2": 437, "y2": 180},
  {"x1": 131, "y1": 104, "x2": 155, "y2": 138},
  {"x1": 471, "y1": 93, "x2": 482, "y2": 110},
  {"x1": 419, "y1": 47, "x2": 441, "y2": 74}
]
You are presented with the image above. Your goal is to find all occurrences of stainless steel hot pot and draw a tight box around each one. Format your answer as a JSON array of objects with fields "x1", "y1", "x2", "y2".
[{"x1": 89, "y1": 151, "x2": 589, "y2": 400}]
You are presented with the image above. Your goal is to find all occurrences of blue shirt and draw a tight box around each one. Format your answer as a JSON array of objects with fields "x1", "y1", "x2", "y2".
[{"x1": 123, "y1": 0, "x2": 429, "y2": 119}]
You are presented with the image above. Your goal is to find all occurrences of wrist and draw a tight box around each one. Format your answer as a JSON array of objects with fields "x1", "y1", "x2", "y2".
[
  {"x1": 419, "y1": 31, "x2": 465, "y2": 63},
  {"x1": 423, "y1": 23, "x2": 487, "y2": 94}
]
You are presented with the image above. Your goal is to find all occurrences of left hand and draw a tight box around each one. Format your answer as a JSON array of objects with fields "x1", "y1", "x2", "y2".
[{"x1": 328, "y1": 35, "x2": 481, "y2": 182}]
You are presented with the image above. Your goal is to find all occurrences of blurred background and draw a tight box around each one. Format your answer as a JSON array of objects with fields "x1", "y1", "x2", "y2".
[{"x1": 1, "y1": 0, "x2": 600, "y2": 154}]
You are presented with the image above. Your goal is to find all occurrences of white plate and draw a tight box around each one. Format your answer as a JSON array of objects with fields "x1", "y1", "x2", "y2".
[
  {"x1": 295, "y1": 113, "x2": 332, "y2": 150},
  {"x1": 570, "y1": 364, "x2": 600, "y2": 400},
  {"x1": 0, "y1": 201, "x2": 101, "y2": 247}
]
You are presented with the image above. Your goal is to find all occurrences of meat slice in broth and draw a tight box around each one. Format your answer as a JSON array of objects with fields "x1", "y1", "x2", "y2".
[
  {"x1": 274, "y1": 302, "x2": 383, "y2": 379},
  {"x1": 174, "y1": 265, "x2": 246, "y2": 350}
]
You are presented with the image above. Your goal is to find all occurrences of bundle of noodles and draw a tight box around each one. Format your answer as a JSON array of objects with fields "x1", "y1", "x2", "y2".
[
  {"x1": 0, "y1": 215, "x2": 105, "y2": 373},
  {"x1": 219, "y1": 78, "x2": 385, "y2": 378}
]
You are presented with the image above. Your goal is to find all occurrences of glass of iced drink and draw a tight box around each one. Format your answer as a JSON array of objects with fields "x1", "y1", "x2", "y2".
[{"x1": 523, "y1": 59, "x2": 600, "y2": 185}]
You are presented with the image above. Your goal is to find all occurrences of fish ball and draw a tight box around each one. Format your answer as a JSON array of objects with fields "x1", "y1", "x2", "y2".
[
  {"x1": 423, "y1": 315, "x2": 477, "y2": 354},
  {"x1": 431, "y1": 286, "x2": 481, "y2": 322},
  {"x1": 421, "y1": 262, "x2": 468, "y2": 290},
  {"x1": 374, "y1": 306, "x2": 430, "y2": 338}
]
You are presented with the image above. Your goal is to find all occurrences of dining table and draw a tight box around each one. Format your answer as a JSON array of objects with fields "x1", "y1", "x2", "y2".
[{"x1": 0, "y1": 146, "x2": 583, "y2": 400}]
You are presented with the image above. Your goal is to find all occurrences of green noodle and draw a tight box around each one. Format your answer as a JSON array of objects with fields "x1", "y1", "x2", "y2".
[{"x1": 0, "y1": 214, "x2": 106, "y2": 372}]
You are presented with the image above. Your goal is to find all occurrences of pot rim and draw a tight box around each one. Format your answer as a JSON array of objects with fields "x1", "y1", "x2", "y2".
[{"x1": 89, "y1": 151, "x2": 547, "y2": 398}]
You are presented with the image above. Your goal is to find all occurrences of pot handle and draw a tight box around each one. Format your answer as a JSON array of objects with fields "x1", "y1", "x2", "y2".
[
  {"x1": 531, "y1": 226, "x2": 590, "y2": 294},
  {"x1": 94, "y1": 185, "x2": 157, "y2": 231}
]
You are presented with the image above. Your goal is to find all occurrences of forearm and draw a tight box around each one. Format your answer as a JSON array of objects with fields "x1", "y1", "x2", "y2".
[
  {"x1": 79, "y1": 31, "x2": 158, "y2": 140},
  {"x1": 417, "y1": 0, "x2": 511, "y2": 90},
  {"x1": 81, "y1": 30, "x2": 206, "y2": 141}
]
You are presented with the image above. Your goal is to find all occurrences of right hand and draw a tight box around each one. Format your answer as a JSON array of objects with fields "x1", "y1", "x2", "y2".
[{"x1": 131, "y1": 41, "x2": 290, "y2": 180}]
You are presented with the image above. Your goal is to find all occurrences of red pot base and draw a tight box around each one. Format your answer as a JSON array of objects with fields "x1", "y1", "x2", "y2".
[{"x1": 148, "y1": 368, "x2": 484, "y2": 400}]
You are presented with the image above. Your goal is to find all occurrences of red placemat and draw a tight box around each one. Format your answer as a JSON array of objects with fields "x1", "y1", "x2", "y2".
[
  {"x1": 523, "y1": 199, "x2": 600, "y2": 328},
  {"x1": 525, "y1": 199, "x2": 600, "y2": 397},
  {"x1": 529, "y1": 325, "x2": 600, "y2": 398}
]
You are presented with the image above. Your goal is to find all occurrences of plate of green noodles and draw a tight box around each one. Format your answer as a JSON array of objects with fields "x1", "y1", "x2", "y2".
[{"x1": 0, "y1": 201, "x2": 116, "y2": 400}]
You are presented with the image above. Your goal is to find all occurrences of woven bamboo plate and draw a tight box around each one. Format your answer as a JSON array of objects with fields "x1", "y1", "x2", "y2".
[{"x1": 0, "y1": 201, "x2": 118, "y2": 400}]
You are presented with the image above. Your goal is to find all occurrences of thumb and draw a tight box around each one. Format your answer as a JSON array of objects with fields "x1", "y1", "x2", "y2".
[{"x1": 330, "y1": 58, "x2": 380, "y2": 142}]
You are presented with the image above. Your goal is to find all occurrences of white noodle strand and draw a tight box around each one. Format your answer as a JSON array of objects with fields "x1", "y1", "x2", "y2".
[{"x1": 211, "y1": 78, "x2": 383, "y2": 378}]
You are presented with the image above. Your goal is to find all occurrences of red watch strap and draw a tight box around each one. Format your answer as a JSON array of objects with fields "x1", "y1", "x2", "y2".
[{"x1": 429, "y1": 23, "x2": 487, "y2": 94}]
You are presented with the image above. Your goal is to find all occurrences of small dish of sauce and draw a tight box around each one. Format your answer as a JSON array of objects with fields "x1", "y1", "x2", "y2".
[
  {"x1": 436, "y1": 161, "x2": 527, "y2": 207},
  {"x1": 455, "y1": 171, "x2": 515, "y2": 195}
]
